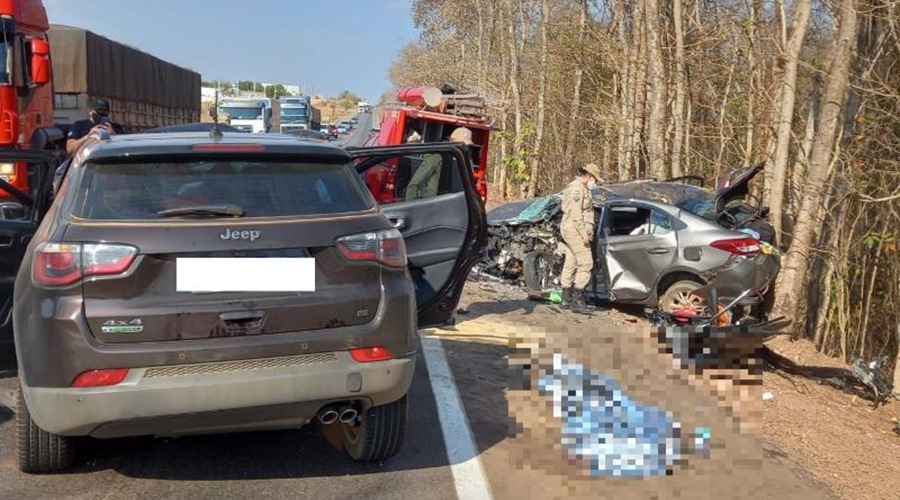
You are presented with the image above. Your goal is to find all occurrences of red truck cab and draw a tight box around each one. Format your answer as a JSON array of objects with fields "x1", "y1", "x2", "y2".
[
  {"x1": 0, "y1": 0, "x2": 56, "y2": 202},
  {"x1": 362, "y1": 86, "x2": 491, "y2": 204}
]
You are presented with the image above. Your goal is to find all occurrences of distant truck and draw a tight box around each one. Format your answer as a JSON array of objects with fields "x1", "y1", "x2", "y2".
[
  {"x1": 217, "y1": 97, "x2": 272, "y2": 133},
  {"x1": 358, "y1": 101, "x2": 371, "y2": 114},
  {"x1": 49, "y1": 24, "x2": 201, "y2": 134},
  {"x1": 278, "y1": 96, "x2": 321, "y2": 135},
  {"x1": 363, "y1": 86, "x2": 492, "y2": 203}
]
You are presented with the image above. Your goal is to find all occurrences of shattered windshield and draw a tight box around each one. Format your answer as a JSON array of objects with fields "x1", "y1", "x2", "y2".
[{"x1": 487, "y1": 196, "x2": 559, "y2": 225}]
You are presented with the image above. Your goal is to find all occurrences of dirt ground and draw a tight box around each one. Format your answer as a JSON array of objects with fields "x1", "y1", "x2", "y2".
[{"x1": 428, "y1": 280, "x2": 900, "y2": 500}]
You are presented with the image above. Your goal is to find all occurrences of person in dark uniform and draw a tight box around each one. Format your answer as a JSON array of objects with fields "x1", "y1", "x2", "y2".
[{"x1": 65, "y1": 98, "x2": 124, "y2": 156}]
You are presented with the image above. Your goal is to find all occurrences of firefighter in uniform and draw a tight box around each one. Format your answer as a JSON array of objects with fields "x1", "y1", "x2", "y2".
[{"x1": 560, "y1": 163, "x2": 603, "y2": 311}]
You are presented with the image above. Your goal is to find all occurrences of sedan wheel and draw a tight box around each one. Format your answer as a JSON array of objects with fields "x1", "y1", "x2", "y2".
[
  {"x1": 660, "y1": 280, "x2": 707, "y2": 314},
  {"x1": 523, "y1": 251, "x2": 556, "y2": 291}
]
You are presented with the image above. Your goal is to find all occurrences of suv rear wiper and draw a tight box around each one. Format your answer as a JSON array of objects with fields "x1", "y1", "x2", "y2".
[{"x1": 157, "y1": 204, "x2": 245, "y2": 218}]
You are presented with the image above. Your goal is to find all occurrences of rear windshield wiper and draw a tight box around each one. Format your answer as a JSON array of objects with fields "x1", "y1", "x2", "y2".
[{"x1": 156, "y1": 204, "x2": 245, "y2": 218}]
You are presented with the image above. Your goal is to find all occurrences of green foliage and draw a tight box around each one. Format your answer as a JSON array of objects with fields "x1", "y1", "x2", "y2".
[
  {"x1": 861, "y1": 232, "x2": 899, "y2": 250},
  {"x1": 265, "y1": 84, "x2": 289, "y2": 99}
]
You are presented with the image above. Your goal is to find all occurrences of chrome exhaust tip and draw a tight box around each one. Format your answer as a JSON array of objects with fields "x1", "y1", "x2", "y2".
[
  {"x1": 318, "y1": 409, "x2": 339, "y2": 425},
  {"x1": 339, "y1": 406, "x2": 358, "y2": 424}
]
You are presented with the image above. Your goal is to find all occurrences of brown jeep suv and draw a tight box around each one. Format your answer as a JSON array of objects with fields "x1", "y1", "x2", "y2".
[{"x1": 0, "y1": 131, "x2": 486, "y2": 473}]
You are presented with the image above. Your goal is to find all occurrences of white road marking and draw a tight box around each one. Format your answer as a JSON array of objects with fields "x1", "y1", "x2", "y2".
[{"x1": 421, "y1": 333, "x2": 494, "y2": 500}]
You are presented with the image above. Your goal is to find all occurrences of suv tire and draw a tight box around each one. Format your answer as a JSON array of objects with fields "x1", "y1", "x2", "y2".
[
  {"x1": 16, "y1": 387, "x2": 75, "y2": 473},
  {"x1": 341, "y1": 395, "x2": 408, "y2": 462}
]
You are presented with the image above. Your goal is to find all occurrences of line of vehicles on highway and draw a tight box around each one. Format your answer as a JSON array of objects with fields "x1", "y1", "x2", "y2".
[{"x1": 217, "y1": 95, "x2": 361, "y2": 140}]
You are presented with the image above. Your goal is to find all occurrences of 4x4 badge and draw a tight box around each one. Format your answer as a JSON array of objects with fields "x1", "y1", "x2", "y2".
[{"x1": 101, "y1": 319, "x2": 144, "y2": 334}]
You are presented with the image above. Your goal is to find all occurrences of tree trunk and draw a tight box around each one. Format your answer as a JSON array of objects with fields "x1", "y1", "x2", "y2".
[
  {"x1": 773, "y1": 0, "x2": 859, "y2": 324},
  {"x1": 790, "y1": 74, "x2": 821, "y2": 218},
  {"x1": 631, "y1": 0, "x2": 648, "y2": 178},
  {"x1": 670, "y1": 0, "x2": 687, "y2": 177},
  {"x1": 743, "y1": 0, "x2": 761, "y2": 166},
  {"x1": 475, "y1": 0, "x2": 486, "y2": 92},
  {"x1": 893, "y1": 316, "x2": 900, "y2": 395},
  {"x1": 684, "y1": 79, "x2": 692, "y2": 173},
  {"x1": 497, "y1": 0, "x2": 510, "y2": 199},
  {"x1": 763, "y1": 0, "x2": 790, "y2": 201},
  {"x1": 645, "y1": 0, "x2": 668, "y2": 180},
  {"x1": 715, "y1": 62, "x2": 737, "y2": 177},
  {"x1": 615, "y1": 0, "x2": 634, "y2": 180},
  {"x1": 564, "y1": 0, "x2": 589, "y2": 171},
  {"x1": 526, "y1": 0, "x2": 550, "y2": 198},
  {"x1": 505, "y1": 0, "x2": 524, "y2": 196},
  {"x1": 765, "y1": 0, "x2": 813, "y2": 248}
]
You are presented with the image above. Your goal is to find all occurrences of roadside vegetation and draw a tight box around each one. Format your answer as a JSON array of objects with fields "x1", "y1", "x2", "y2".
[{"x1": 389, "y1": 0, "x2": 900, "y2": 384}]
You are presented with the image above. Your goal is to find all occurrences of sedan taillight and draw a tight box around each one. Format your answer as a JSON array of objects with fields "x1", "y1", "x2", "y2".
[
  {"x1": 710, "y1": 237, "x2": 760, "y2": 256},
  {"x1": 336, "y1": 229, "x2": 407, "y2": 268},
  {"x1": 33, "y1": 242, "x2": 139, "y2": 287}
]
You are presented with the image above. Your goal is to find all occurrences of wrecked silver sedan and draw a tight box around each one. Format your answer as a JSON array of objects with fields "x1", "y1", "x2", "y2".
[{"x1": 476, "y1": 165, "x2": 782, "y2": 322}]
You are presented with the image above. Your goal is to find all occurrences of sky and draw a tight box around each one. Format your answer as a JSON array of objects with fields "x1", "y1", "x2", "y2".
[{"x1": 43, "y1": 0, "x2": 420, "y2": 101}]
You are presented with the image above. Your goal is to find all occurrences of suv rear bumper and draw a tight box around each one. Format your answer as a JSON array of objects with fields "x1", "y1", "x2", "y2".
[{"x1": 21, "y1": 350, "x2": 415, "y2": 438}]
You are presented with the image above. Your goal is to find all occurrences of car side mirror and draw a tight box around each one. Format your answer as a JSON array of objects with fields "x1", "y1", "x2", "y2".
[{"x1": 30, "y1": 39, "x2": 51, "y2": 86}]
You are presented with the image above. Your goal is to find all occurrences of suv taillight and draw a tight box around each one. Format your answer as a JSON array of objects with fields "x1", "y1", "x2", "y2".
[
  {"x1": 33, "y1": 242, "x2": 139, "y2": 287},
  {"x1": 710, "y1": 237, "x2": 760, "y2": 256},
  {"x1": 336, "y1": 229, "x2": 407, "y2": 268}
]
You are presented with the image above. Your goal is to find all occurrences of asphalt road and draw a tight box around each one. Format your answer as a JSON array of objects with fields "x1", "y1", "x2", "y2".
[
  {"x1": 337, "y1": 112, "x2": 374, "y2": 147},
  {"x1": 0, "y1": 342, "x2": 462, "y2": 500}
]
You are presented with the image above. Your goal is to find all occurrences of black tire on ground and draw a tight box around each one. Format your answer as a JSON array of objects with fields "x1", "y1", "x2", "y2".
[
  {"x1": 341, "y1": 395, "x2": 408, "y2": 462},
  {"x1": 16, "y1": 387, "x2": 75, "y2": 473},
  {"x1": 658, "y1": 279, "x2": 706, "y2": 314},
  {"x1": 523, "y1": 251, "x2": 555, "y2": 291}
]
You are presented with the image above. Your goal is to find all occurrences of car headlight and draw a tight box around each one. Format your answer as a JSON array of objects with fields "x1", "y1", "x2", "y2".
[{"x1": 0, "y1": 163, "x2": 14, "y2": 175}]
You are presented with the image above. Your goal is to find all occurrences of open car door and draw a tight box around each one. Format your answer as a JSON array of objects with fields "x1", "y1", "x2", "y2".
[
  {"x1": 596, "y1": 201, "x2": 679, "y2": 302},
  {"x1": 0, "y1": 151, "x2": 58, "y2": 366},
  {"x1": 347, "y1": 143, "x2": 487, "y2": 328}
]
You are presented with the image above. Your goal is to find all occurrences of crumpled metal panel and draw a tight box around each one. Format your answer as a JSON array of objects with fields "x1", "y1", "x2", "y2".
[{"x1": 605, "y1": 252, "x2": 651, "y2": 296}]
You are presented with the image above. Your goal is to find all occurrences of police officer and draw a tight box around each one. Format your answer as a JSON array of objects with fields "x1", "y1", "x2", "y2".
[
  {"x1": 65, "y1": 98, "x2": 124, "y2": 156},
  {"x1": 560, "y1": 162, "x2": 603, "y2": 311}
]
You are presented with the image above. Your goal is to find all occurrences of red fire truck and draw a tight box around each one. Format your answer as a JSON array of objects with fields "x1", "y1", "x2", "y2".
[
  {"x1": 363, "y1": 86, "x2": 492, "y2": 204},
  {"x1": 0, "y1": 0, "x2": 57, "y2": 202}
]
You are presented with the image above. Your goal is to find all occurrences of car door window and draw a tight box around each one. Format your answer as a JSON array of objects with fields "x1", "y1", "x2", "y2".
[
  {"x1": 356, "y1": 151, "x2": 463, "y2": 205},
  {"x1": 609, "y1": 206, "x2": 672, "y2": 236}
]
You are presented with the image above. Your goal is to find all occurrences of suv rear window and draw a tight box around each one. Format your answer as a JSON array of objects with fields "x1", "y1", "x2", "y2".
[{"x1": 71, "y1": 160, "x2": 374, "y2": 220}]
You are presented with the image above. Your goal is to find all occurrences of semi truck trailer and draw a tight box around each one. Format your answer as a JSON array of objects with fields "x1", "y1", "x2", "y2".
[{"x1": 49, "y1": 24, "x2": 201, "y2": 134}]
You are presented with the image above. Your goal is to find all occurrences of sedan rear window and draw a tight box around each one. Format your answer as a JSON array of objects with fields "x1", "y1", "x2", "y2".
[
  {"x1": 71, "y1": 160, "x2": 374, "y2": 220},
  {"x1": 675, "y1": 195, "x2": 716, "y2": 221}
]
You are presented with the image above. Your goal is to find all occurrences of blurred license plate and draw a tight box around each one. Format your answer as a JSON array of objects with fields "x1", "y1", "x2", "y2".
[{"x1": 176, "y1": 258, "x2": 315, "y2": 293}]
